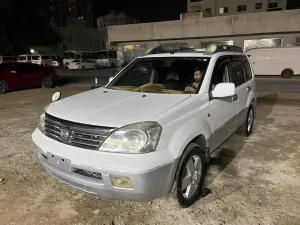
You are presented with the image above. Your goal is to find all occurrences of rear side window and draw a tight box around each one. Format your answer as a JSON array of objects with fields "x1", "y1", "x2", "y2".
[{"x1": 0, "y1": 64, "x2": 11, "y2": 72}]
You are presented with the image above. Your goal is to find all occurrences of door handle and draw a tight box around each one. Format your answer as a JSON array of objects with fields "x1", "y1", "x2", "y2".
[
  {"x1": 247, "y1": 86, "x2": 251, "y2": 92},
  {"x1": 232, "y1": 94, "x2": 238, "y2": 101}
]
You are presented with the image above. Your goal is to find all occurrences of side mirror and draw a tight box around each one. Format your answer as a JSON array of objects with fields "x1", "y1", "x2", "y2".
[
  {"x1": 109, "y1": 77, "x2": 114, "y2": 83},
  {"x1": 212, "y1": 83, "x2": 235, "y2": 98},
  {"x1": 113, "y1": 70, "x2": 119, "y2": 75},
  {"x1": 52, "y1": 91, "x2": 61, "y2": 102}
]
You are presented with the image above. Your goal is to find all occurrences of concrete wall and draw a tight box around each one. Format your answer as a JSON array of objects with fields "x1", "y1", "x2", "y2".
[
  {"x1": 108, "y1": 10, "x2": 300, "y2": 43},
  {"x1": 57, "y1": 26, "x2": 106, "y2": 50},
  {"x1": 188, "y1": 0, "x2": 287, "y2": 16}
]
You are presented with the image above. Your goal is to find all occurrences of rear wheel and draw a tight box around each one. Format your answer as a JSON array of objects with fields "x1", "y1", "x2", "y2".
[
  {"x1": 0, "y1": 81, "x2": 7, "y2": 94},
  {"x1": 281, "y1": 69, "x2": 294, "y2": 78},
  {"x1": 175, "y1": 143, "x2": 206, "y2": 208},
  {"x1": 42, "y1": 76, "x2": 54, "y2": 88},
  {"x1": 236, "y1": 106, "x2": 254, "y2": 137},
  {"x1": 81, "y1": 66, "x2": 85, "y2": 71}
]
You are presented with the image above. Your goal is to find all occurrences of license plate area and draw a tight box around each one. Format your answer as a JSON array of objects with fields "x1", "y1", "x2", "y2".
[{"x1": 47, "y1": 153, "x2": 71, "y2": 172}]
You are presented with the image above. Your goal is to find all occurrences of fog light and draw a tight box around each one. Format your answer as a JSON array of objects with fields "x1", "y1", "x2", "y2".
[{"x1": 110, "y1": 176, "x2": 133, "y2": 188}]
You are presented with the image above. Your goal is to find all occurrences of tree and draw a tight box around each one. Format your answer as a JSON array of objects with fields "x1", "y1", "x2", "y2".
[{"x1": 0, "y1": 0, "x2": 61, "y2": 55}]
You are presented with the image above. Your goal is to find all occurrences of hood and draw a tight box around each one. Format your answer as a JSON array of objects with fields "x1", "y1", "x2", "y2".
[{"x1": 46, "y1": 88, "x2": 190, "y2": 128}]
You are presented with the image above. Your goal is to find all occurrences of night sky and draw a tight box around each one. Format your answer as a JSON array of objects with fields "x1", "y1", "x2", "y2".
[{"x1": 94, "y1": 0, "x2": 187, "y2": 22}]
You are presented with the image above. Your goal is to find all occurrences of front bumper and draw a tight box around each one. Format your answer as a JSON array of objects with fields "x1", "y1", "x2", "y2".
[{"x1": 32, "y1": 129, "x2": 178, "y2": 202}]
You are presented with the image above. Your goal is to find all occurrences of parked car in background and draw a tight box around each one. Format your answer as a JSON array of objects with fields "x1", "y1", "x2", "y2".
[
  {"x1": 51, "y1": 55, "x2": 63, "y2": 68},
  {"x1": 31, "y1": 54, "x2": 52, "y2": 66},
  {"x1": 0, "y1": 56, "x2": 17, "y2": 64},
  {"x1": 17, "y1": 54, "x2": 32, "y2": 63},
  {"x1": 67, "y1": 59, "x2": 98, "y2": 70},
  {"x1": 0, "y1": 62, "x2": 57, "y2": 94},
  {"x1": 246, "y1": 46, "x2": 300, "y2": 78}
]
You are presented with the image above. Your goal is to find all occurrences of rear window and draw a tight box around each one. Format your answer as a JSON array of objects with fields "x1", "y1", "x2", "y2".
[
  {"x1": 18, "y1": 56, "x2": 27, "y2": 61},
  {"x1": 42, "y1": 55, "x2": 50, "y2": 60},
  {"x1": 32, "y1": 55, "x2": 40, "y2": 60}
]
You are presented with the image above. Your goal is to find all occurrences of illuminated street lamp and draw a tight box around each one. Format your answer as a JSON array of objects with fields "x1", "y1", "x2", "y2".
[{"x1": 30, "y1": 49, "x2": 35, "y2": 54}]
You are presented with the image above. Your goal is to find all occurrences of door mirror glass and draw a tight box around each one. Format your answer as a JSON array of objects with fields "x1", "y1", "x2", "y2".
[
  {"x1": 212, "y1": 83, "x2": 235, "y2": 98},
  {"x1": 52, "y1": 91, "x2": 61, "y2": 102}
]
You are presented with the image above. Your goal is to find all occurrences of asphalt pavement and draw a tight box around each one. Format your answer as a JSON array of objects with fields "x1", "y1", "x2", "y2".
[{"x1": 55, "y1": 68, "x2": 300, "y2": 93}]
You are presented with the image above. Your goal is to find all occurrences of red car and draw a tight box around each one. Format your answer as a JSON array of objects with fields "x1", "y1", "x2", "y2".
[{"x1": 0, "y1": 62, "x2": 57, "y2": 94}]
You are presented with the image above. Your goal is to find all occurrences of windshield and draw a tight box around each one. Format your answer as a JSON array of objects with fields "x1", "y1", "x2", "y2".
[
  {"x1": 64, "y1": 52, "x2": 75, "y2": 59},
  {"x1": 18, "y1": 56, "x2": 27, "y2": 61},
  {"x1": 108, "y1": 57, "x2": 210, "y2": 94}
]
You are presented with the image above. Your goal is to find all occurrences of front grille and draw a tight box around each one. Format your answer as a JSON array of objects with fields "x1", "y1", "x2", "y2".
[
  {"x1": 73, "y1": 168, "x2": 102, "y2": 180},
  {"x1": 44, "y1": 113, "x2": 115, "y2": 150}
]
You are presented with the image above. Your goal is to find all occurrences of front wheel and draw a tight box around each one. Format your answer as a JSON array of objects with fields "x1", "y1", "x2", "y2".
[
  {"x1": 175, "y1": 143, "x2": 206, "y2": 208},
  {"x1": 0, "y1": 81, "x2": 8, "y2": 94},
  {"x1": 42, "y1": 76, "x2": 54, "y2": 88}
]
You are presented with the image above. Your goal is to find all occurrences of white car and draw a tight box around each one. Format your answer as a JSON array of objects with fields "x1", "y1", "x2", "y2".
[
  {"x1": 32, "y1": 44, "x2": 256, "y2": 208},
  {"x1": 67, "y1": 59, "x2": 98, "y2": 70}
]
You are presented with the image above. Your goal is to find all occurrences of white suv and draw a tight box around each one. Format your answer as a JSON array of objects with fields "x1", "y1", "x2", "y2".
[{"x1": 32, "y1": 44, "x2": 256, "y2": 208}]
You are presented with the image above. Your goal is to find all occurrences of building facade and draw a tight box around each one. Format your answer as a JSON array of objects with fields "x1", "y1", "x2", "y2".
[
  {"x1": 50, "y1": 0, "x2": 95, "y2": 27},
  {"x1": 97, "y1": 11, "x2": 139, "y2": 28},
  {"x1": 107, "y1": 10, "x2": 300, "y2": 65},
  {"x1": 187, "y1": 0, "x2": 287, "y2": 16}
]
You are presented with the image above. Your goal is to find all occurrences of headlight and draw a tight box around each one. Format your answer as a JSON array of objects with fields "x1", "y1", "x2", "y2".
[
  {"x1": 38, "y1": 105, "x2": 49, "y2": 134},
  {"x1": 99, "y1": 122, "x2": 162, "y2": 154},
  {"x1": 38, "y1": 112, "x2": 46, "y2": 133}
]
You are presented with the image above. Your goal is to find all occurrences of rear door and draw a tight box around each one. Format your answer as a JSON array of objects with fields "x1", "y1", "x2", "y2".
[{"x1": 229, "y1": 55, "x2": 253, "y2": 128}]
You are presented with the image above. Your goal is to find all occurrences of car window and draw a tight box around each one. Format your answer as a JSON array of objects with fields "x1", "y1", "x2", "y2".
[
  {"x1": 210, "y1": 56, "x2": 231, "y2": 91},
  {"x1": 32, "y1": 55, "x2": 40, "y2": 60},
  {"x1": 0, "y1": 64, "x2": 11, "y2": 72},
  {"x1": 75, "y1": 54, "x2": 81, "y2": 59},
  {"x1": 243, "y1": 57, "x2": 253, "y2": 81},
  {"x1": 26, "y1": 63, "x2": 41, "y2": 72},
  {"x1": 42, "y1": 55, "x2": 50, "y2": 60},
  {"x1": 15, "y1": 64, "x2": 29, "y2": 73},
  {"x1": 229, "y1": 56, "x2": 247, "y2": 87},
  {"x1": 50, "y1": 55, "x2": 56, "y2": 60}
]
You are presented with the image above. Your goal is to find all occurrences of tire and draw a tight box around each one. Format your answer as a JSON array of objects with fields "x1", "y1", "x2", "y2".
[
  {"x1": 236, "y1": 106, "x2": 254, "y2": 137},
  {"x1": 0, "y1": 81, "x2": 8, "y2": 94},
  {"x1": 81, "y1": 66, "x2": 85, "y2": 71},
  {"x1": 94, "y1": 65, "x2": 98, "y2": 70},
  {"x1": 175, "y1": 143, "x2": 206, "y2": 208},
  {"x1": 281, "y1": 69, "x2": 294, "y2": 78},
  {"x1": 42, "y1": 76, "x2": 54, "y2": 88}
]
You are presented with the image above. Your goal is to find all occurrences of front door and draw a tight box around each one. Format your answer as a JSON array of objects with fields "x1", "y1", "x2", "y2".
[{"x1": 209, "y1": 56, "x2": 239, "y2": 151}]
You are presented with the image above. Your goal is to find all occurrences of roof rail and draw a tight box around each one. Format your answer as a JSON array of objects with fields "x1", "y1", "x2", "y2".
[{"x1": 203, "y1": 44, "x2": 243, "y2": 55}]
